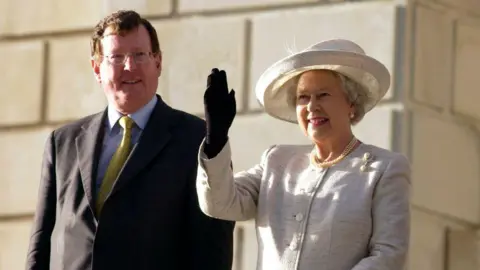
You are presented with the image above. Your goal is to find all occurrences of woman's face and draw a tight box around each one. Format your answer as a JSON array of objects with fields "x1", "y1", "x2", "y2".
[{"x1": 295, "y1": 70, "x2": 354, "y2": 144}]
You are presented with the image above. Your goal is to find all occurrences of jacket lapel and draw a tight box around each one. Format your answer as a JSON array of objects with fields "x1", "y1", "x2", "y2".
[
  {"x1": 110, "y1": 96, "x2": 174, "y2": 195},
  {"x1": 75, "y1": 111, "x2": 106, "y2": 212}
]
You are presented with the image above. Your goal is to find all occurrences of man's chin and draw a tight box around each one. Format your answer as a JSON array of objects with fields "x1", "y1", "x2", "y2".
[
  {"x1": 113, "y1": 96, "x2": 153, "y2": 114},
  {"x1": 114, "y1": 89, "x2": 141, "y2": 102},
  {"x1": 111, "y1": 97, "x2": 137, "y2": 113},
  {"x1": 116, "y1": 86, "x2": 139, "y2": 95}
]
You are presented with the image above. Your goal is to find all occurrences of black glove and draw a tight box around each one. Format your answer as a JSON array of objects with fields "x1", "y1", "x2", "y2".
[{"x1": 203, "y1": 68, "x2": 236, "y2": 158}]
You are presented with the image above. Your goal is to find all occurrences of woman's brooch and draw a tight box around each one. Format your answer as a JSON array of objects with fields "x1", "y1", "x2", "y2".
[{"x1": 360, "y1": 152, "x2": 373, "y2": 172}]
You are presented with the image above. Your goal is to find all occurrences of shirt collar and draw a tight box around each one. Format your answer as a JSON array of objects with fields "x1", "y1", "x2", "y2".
[{"x1": 107, "y1": 95, "x2": 157, "y2": 132}]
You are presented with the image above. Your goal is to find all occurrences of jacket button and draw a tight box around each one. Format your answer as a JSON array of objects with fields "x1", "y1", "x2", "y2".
[{"x1": 295, "y1": 213, "x2": 304, "y2": 221}]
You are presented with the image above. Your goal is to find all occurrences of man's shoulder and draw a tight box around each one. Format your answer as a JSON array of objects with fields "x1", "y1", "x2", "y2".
[
  {"x1": 170, "y1": 107, "x2": 204, "y2": 123},
  {"x1": 169, "y1": 107, "x2": 206, "y2": 132},
  {"x1": 52, "y1": 112, "x2": 104, "y2": 138}
]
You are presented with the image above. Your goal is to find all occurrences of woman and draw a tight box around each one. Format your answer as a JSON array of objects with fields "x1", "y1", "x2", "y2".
[{"x1": 199, "y1": 39, "x2": 411, "y2": 270}]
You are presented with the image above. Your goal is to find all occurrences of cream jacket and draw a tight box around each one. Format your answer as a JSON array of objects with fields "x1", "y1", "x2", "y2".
[{"x1": 197, "y1": 139, "x2": 411, "y2": 270}]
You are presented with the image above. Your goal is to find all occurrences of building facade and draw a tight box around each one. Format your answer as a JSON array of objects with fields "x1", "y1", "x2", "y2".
[{"x1": 0, "y1": 0, "x2": 479, "y2": 269}]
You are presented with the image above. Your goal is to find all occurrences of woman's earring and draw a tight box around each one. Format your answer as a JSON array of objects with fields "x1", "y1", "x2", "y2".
[{"x1": 349, "y1": 112, "x2": 354, "y2": 119}]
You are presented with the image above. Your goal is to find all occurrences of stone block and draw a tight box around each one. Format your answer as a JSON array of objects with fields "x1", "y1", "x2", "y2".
[
  {"x1": 352, "y1": 104, "x2": 400, "y2": 151},
  {"x1": 411, "y1": 5, "x2": 453, "y2": 110},
  {"x1": 407, "y1": 209, "x2": 447, "y2": 270},
  {"x1": 47, "y1": 36, "x2": 107, "y2": 122},
  {"x1": 178, "y1": 0, "x2": 317, "y2": 12},
  {"x1": 447, "y1": 229, "x2": 479, "y2": 270},
  {"x1": 409, "y1": 113, "x2": 480, "y2": 224},
  {"x1": 0, "y1": 41, "x2": 44, "y2": 126},
  {"x1": 437, "y1": 0, "x2": 480, "y2": 16},
  {"x1": 0, "y1": 128, "x2": 53, "y2": 216},
  {"x1": 249, "y1": 1, "x2": 398, "y2": 109},
  {"x1": 0, "y1": 219, "x2": 32, "y2": 269},
  {"x1": 0, "y1": 0, "x2": 8, "y2": 36},
  {"x1": 0, "y1": 0, "x2": 171, "y2": 35},
  {"x1": 101, "y1": 0, "x2": 172, "y2": 17},
  {"x1": 1, "y1": 0, "x2": 100, "y2": 35},
  {"x1": 452, "y1": 18, "x2": 480, "y2": 120},
  {"x1": 153, "y1": 17, "x2": 246, "y2": 115}
]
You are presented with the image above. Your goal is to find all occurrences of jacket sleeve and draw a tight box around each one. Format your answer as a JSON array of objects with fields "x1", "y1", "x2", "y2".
[
  {"x1": 196, "y1": 137, "x2": 274, "y2": 221},
  {"x1": 186, "y1": 141, "x2": 235, "y2": 270},
  {"x1": 26, "y1": 131, "x2": 57, "y2": 270},
  {"x1": 351, "y1": 154, "x2": 412, "y2": 270}
]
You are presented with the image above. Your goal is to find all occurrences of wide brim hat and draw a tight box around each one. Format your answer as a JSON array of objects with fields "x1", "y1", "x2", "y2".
[{"x1": 254, "y1": 38, "x2": 391, "y2": 123}]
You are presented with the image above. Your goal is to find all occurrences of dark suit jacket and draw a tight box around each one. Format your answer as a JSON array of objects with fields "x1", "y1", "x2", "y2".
[{"x1": 26, "y1": 95, "x2": 235, "y2": 270}]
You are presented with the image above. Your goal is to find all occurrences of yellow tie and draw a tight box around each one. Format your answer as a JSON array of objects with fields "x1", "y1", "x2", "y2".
[{"x1": 96, "y1": 116, "x2": 135, "y2": 215}]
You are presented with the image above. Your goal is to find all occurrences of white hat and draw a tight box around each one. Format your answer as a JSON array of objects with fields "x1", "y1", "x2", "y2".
[{"x1": 254, "y1": 38, "x2": 391, "y2": 123}]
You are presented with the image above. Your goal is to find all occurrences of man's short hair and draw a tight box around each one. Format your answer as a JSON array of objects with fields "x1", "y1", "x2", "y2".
[{"x1": 90, "y1": 10, "x2": 161, "y2": 62}]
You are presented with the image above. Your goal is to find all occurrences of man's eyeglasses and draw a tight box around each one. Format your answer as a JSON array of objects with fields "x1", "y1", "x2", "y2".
[{"x1": 102, "y1": 52, "x2": 155, "y2": 65}]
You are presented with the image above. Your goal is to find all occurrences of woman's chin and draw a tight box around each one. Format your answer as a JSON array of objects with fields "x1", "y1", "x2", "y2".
[{"x1": 307, "y1": 124, "x2": 332, "y2": 142}]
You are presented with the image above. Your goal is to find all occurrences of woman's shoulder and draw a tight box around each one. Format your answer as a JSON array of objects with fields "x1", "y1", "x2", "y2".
[
  {"x1": 359, "y1": 143, "x2": 411, "y2": 173},
  {"x1": 266, "y1": 144, "x2": 314, "y2": 158},
  {"x1": 259, "y1": 144, "x2": 313, "y2": 169},
  {"x1": 360, "y1": 143, "x2": 408, "y2": 161}
]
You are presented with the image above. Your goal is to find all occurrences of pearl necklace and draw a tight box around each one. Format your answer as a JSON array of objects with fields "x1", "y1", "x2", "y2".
[{"x1": 310, "y1": 137, "x2": 359, "y2": 168}]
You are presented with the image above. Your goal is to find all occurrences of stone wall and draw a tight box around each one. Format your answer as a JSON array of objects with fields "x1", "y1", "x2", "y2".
[
  {"x1": 0, "y1": 0, "x2": 455, "y2": 269},
  {"x1": 404, "y1": 0, "x2": 480, "y2": 269}
]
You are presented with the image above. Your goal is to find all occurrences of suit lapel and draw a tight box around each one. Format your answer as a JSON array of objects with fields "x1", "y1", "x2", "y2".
[
  {"x1": 75, "y1": 111, "x2": 106, "y2": 212},
  {"x1": 111, "y1": 96, "x2": 174, "y2": 195}
]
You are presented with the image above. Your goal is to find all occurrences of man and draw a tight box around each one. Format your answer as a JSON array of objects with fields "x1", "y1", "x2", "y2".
[{"x1": 26, "y1": 10, "x2": 234, "y2": 270}]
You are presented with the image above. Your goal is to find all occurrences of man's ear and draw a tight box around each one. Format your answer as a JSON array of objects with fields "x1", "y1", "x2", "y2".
[
  {"x1": 91, "y1": 57, "x2": 102, "y2": 83},
  {"x1": 155, "y1": 52, "x2": 163, "y2": 77}
]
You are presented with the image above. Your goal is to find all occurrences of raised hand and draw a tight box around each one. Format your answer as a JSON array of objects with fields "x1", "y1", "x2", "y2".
[{"x1": 203, "y1": 68, "x2": 236, "y2": 158}]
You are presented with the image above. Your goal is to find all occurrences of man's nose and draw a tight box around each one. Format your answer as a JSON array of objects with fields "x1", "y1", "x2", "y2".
[{"x1": 123, "y1": 56, "x2": 137, "y2": 71}]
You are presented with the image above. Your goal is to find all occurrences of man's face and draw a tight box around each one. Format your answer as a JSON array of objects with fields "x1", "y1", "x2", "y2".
[{"x1": 91, "y1": 25, "x2": 162, "y2": 114}]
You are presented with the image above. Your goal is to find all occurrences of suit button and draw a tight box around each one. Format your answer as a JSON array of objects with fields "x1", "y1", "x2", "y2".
[{"x1": 295, "y1": 213, "x2": 304, "y2": 221}]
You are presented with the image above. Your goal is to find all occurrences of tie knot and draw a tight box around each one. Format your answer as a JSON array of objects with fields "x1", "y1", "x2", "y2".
[{"x1": 118, "y1": 116, "x2": 134, "y2": 130}]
